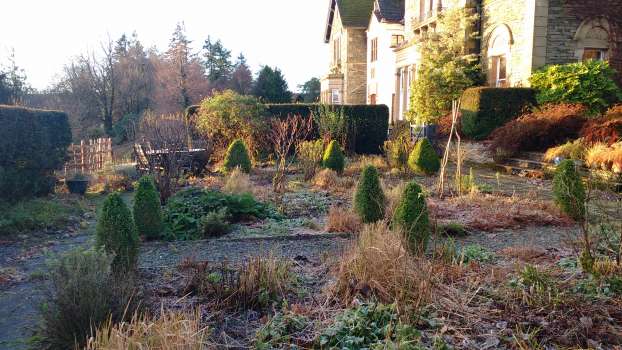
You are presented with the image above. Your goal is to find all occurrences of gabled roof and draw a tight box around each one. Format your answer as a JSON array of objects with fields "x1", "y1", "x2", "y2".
[
  {"x1": 324, "y1": 0, "x2": 375, "y2": 42},
  {"x1": 374, "y1": 0, "x2": 405, "y2": 23}
]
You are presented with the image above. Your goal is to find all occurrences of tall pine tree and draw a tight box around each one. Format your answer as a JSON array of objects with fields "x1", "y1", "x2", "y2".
[
  {"x1": 252, "y1": 66, "x2": 291, "y2": 103},
  {"x1": 203, "y1": 36, "x2": 233, "y2": 90},
  {"x1": 166, "y1": 22, "x2": 193, "y2": 109}
]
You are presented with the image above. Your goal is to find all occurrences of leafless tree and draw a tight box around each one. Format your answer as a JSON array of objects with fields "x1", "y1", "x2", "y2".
[{"x1": 270, "y1": 114, "x2": 314, "y2": 192}]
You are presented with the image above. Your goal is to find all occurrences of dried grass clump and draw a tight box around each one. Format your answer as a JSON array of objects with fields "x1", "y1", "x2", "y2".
[
  {"x1": 86, "y1": 309, "x2": 207, "y2": 350},
  {"x1": 428, "y1": 194, "x2": 573, "y2": 232},
  {"x1": 585, "y1": 142, "x2": 622, "y2": 173},
  {"x1": 344, "y1": 155, "x2": 388, "y2": 177},
  {"x1": 312, "y1": 169, "x2": 339, "y2": 190},
  {"x1": 383, "y1": 182, "x2": 406, "y2": 221},
  {"x1": 312, "y1": 169, "x2": 355, "y2": 193},
  {"x1": 184, "y1": 256, "x2": 294, "y2": 310},
  {"x1": 223, "y1": 167, "x2": 253, "y2": 195},
  {"x1": 331, "y1": 222, "x2": 435, "y2": 316},
  {"x1": 543, "y1": 139, "x2": 586, "y2": 162},
  {"x1": 325, "y1": 205, "x2": 361, "y2": 233}
]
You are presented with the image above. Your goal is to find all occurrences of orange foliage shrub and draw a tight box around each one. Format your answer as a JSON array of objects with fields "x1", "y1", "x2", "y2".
[
  {"x1": 489, "y1": 104, "x2": 587, "y2": 159},
  {"x1": 581, "y1": 105, "x2": 622, "y2": 146}
]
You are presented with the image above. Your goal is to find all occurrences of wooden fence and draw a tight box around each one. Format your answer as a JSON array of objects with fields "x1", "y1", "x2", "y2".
[{"x1": 64, "y1": 138, "x2": 113, "y2": 174}]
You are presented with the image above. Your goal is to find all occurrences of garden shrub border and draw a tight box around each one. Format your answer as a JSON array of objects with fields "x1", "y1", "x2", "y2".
[{"x1": 187, "y1": 103, "x2": 390, "y2": 155}]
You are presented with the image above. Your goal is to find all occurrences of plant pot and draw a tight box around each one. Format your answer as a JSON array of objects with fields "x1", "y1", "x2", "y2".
[
  {"x1": 66, "y1": 179, "x2": 89, "y2": 195},
  {"x1": 421, "y1": 124, "x2": 438, "y2": 142}
]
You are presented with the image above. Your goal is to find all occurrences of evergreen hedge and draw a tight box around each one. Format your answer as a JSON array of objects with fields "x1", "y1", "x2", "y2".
[
  {"x1": 186, "y1": 104, "x2": 390, "y2": 155},
  {"x1": 393, "y1": 181, "x2": 430, "y2": 253},
  {"x1": 552, "y1": 160, "x2": 586, "y2": 221},
  {"x1": 266, "y1": 104, "x2": 389, "y2": 154},
  {"x1": 354, "y1": 165, "x2": 385, "y2": 223},
  {"x1": 408, "y1": 138, "x2": 440, "y2": 175},
  {"x1": 96, "y1": 193, "x2": 139, "y2": 272},
  {"x1": 223, "y1": 139, "x2": 252, "y2": 173},
  {"x1": 0, "y1": 105, "x2": 71, "y2": 201},
  {"x1": 460, "y1": 87, "x2": 537, "y2": 140},
  {"x1": 323, "y1": 140, "x2": 345, "y2": 173},
  {"x1": 133, "y1": 176, "x2": 163, "y2": 240}
]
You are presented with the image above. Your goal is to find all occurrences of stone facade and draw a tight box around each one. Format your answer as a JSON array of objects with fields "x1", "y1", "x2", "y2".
[
  {"x1": 345, "y1": 28, "x2": 369, "y2": 104},
  {"x1": 545, "y1": 0, "x2": 582, "y2": 65},
  {"x1": 321, "y1": 5, "x2": 368, "y2": 105},
  {"x1": 481, "y1": 0, "x2": 537, "y2": 86}
]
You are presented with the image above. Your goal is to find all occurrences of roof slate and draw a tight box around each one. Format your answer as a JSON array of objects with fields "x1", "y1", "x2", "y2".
[
  {"x1": 375, "y1": 0, "x2": 405, "y2": 23},
  {"x1": 336, "y1": 0, "x2": 376, "y2": 27}
]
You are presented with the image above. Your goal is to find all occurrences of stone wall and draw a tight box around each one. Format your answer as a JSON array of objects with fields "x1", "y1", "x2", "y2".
[{"x1": 545, "y1": 0, "x2": 582, "y2": 65}]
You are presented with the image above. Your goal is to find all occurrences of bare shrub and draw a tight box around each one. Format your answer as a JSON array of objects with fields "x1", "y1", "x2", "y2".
[
  {"x1": 138, "y1": 112, "x2": 204, "y2": 202},
  {"x1": 428, "y1": 194, "x2": 573, "y2": 232},
  {"x1": 331, "y1": 222, "x2": 435, "y2": 317},
  {"x1": 270, "y1": 114, "x2": 313, "y2": 192},
  {"x1": 325, "y1": 206, "x2": 361, "y2": 233},
  {"x1": 86, "y1": 308, "x2": 207, "y2": 350},
  {"x1": 223, "y1": 167, "x2": 253, "y2": 195}
]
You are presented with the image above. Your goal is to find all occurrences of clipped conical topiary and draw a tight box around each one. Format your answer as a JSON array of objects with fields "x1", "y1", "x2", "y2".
[
  {"x1": 323, "y1": 140, "x2": 345, "y2": 173},
  {"x1": 96, "y1": 192, "x2": 139, "y2": 272},
  {"x1": 408, "y1": 138, "x2": 440, "y2": 175},
  {"x1": 133, "y1": 176, "x2": 163, "y2": 240},
  {"x1": 553, "y1": 159, "x2": 586, "y2": 221},
  {"x1": 354, "y1": 165, "x2": 385, "y2": 223},
  {"x1": 223, "y1": 139, "x2": 252, "y2": 173},
  {"x1": 393, "y1": 181, "x2": 430, "y2": 253}
]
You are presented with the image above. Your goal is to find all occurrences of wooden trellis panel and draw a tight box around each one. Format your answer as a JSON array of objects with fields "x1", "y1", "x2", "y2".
[{"x1": 64, "y1": 138, "x2": 113, "y2": 174}]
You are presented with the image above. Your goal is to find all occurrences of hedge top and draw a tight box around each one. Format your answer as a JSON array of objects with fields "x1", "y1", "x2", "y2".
[{"x1": 187, "y1": 103, "x2": 390, "y2": 155}]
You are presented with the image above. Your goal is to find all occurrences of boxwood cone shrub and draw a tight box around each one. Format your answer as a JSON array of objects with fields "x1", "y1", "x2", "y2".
[
  {"x1": 408, "y1": 138, "x2": 440, "y2": 175},
  {"x1": 133, "y1": 176, "x2": 163, "y2": 240},
  {"x1": 354, "y1": 165, "x2": 385, "y2": 223},
  {"x1": 393, "y1": 181, "x2": 430, "y2": 253},
  {"x1": 552, "y1": 159, "x2": 586, "y2": 221},
  {"x1": 96, "y1": 193, "x2": 139, "y2": 272},
  {"x1": 323, "y1": 140, "x2": 345, "y2": 173},
  {"x1": 223, "y1": 139, "x2": 252, "y2": 173}
]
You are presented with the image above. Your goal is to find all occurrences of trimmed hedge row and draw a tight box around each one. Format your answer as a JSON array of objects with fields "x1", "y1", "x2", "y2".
[
  {"x1": 186, "y1": 103, "x2": 390, "y2": 155},
  {"x1": 0, "y1": 105, "x2": 72, "y2": 200},
  {"x1": 461, "y1": 87, "x2": 537, "y2": 140},
  {"x1": 267, "y1": 104, "x2": 389, "y2": 154}
]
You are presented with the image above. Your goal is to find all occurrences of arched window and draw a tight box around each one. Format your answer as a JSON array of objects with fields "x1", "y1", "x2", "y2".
[
  {"x1": 487, "y1": 25, "x2": 512, "y2": 87},
  {"x1": 575, "y1": 18, "x2": 610, "y2": 61}
]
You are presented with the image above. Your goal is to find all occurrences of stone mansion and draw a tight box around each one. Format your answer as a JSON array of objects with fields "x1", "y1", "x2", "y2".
[{"x1": 320, "y1": 0, "x2": 617, "y2": 123}]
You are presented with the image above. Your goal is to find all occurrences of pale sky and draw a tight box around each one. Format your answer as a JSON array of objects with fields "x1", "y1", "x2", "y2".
[{"x1": 0, "y1": 0, "x2": 330, "y2": 91}]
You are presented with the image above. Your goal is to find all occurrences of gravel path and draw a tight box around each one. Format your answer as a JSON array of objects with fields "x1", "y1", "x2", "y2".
[{"x1": 0, "y1": 233, "x2": 93, "y2": 350}]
